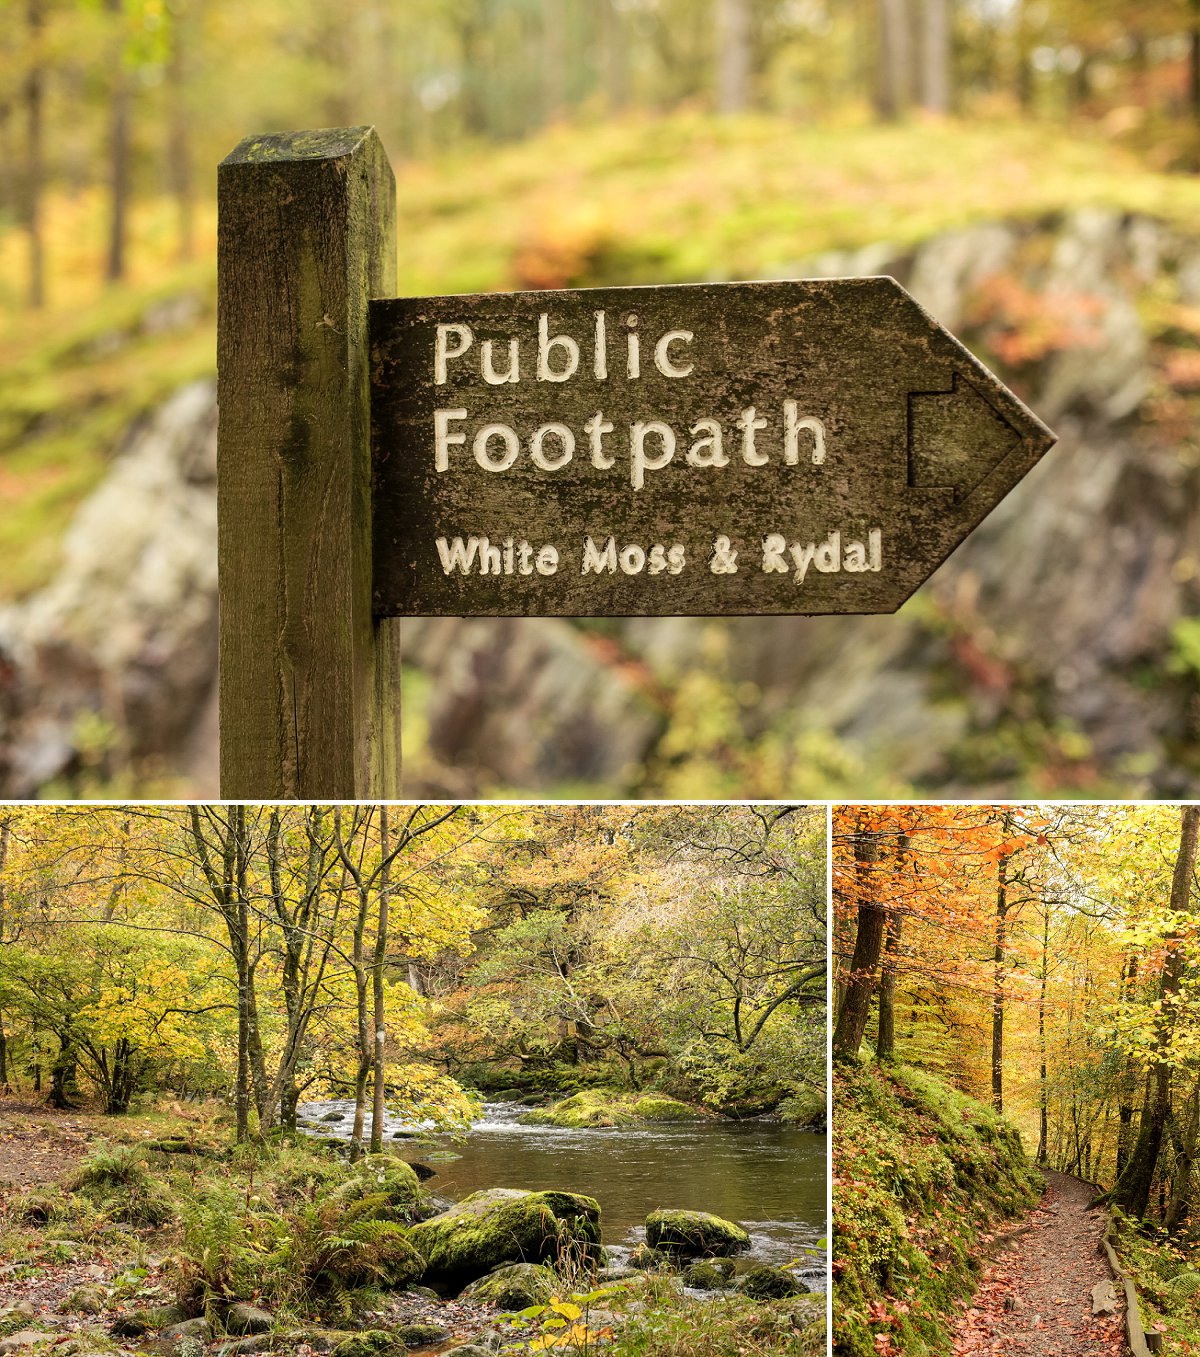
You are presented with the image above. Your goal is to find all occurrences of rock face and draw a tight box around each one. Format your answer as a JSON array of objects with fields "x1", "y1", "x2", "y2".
[
  {"x1": 0, "y1": 379, "x2": 219, "y2": 795},
  {"x1": 3, "y1": 211, "x2": 1197, "y2": 796},
  {"x1": 644, "y1": 1209, "x2": 751, "y2": 1259},
  {"x1": 407, "y1": 1188, "x2": 602, "y2": 1285}
]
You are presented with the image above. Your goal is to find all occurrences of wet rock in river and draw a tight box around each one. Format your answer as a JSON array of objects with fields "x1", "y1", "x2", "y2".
[{"x1": 645, "y1": 1208, "x2": 751, "y2": 1259}]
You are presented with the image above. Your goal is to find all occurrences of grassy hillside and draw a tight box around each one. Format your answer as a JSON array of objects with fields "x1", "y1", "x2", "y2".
[
  {"x1": 833, "y1": 1063, "x2": 1043, "y2": 1357},
  {"x1": 4, "y1": 112, "x2": 1199, "y2": 603}
]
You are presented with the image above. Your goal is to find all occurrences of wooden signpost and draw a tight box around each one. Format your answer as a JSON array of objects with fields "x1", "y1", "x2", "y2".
[{"x1": 218, "y1": 126, "x2": 1056, "y2": 799}]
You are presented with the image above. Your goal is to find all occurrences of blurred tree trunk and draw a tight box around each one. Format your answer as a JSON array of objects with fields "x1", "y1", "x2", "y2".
[
  {"x1": 24, "y1": 0, "x2": 45, "y2": 308},
  {"x1": 458, "y1": 9, "x2": 487, "y2": 139},
  {"x1": 919, "y1": 0, "x2": 949, "y2": 113},
  {"x1": 875, "y1": 0, "x2": 911, "y2": 120},
  {"x1": 105, "y1": 0, "x2": 130, "y2": 283},
  {"x1": 599, "y1": 0, "x2": 628, "y2": 113},
  {"x1": 543, "y1": 0, "x2": 566, "y2": 124},
  {"x1": 716, "y1": 0, "x2": 750, "y2": 113},
  {"x1": 1191, "y1": 0, "x2": 1200, "y2": 123},
  {"x1": 166, "y1": 2, "x2": 194, "y2": 263}
]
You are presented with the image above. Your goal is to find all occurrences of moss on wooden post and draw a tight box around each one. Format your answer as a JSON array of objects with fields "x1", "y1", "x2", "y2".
[{"x1": 217, "y1": 125, "x2": 401, "y2": 798}]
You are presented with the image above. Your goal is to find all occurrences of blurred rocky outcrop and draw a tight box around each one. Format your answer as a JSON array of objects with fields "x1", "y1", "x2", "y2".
[{"x1": 1, "y1": 209, "x2": 1197, "y2": 796}]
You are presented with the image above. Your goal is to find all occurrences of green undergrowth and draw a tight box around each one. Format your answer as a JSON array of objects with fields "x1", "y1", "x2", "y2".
[
  {"x1": 833, "y1": 1062, "x2": 1042, "y2": 1357},
  {"x1": 1110, "y1": 1214, "x2": 1200, "y2": 1354}
]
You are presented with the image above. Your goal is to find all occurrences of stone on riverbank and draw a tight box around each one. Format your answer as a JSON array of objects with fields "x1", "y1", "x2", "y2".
[
  {"x1": 738, "y1": 1263, "x2": 809, "y2": 1299},
  {"x1": 407, "y1": 1188, "x2": 601, "y2": 1285},
  {"x1": 645, "y1": 1209, "x2": 751, "y2": 1259},
  {"x1": 223, "y1": 1304, "x2": 273, "y2": 1336},
  {"x1": 326, "y1": 1155, "x2": 422, "y2": 1221},
  {"x1": 459, "y1": 1262, "x2": 560, "y2": 1309},
  {"x1": 682, "y1": 1259, "x2": 734, "y2": 1289}
]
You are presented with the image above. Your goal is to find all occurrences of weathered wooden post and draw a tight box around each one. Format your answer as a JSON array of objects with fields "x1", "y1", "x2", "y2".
[{"x1": 217, "y1": 126, "x2": 402, "y2": 798}]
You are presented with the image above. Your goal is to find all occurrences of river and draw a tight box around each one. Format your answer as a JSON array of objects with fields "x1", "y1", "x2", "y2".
[{"x1": 299, "y1": 1099, "x2": 827, "y2": 1291}]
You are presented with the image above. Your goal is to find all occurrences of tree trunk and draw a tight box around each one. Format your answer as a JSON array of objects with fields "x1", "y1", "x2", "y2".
[
  {"x1": 24, "y1": 0, "x2": 45, "y2": 308},
  {"x1": 919, "y1": 0, "x2": 949, "y2": 113},
  {"x1": 370, "y1": 807, "x2": 390, "y2": 1155},
  {"x1": 49, "y1": 1033, "x2": 77, "y2": 1109},
  {"x1": 1191, "y1": 0, "x2": 1200, "y2": 124},
  {"x1": 875, "y1": 0, "x2": 911, "y2": 121},
  {"x1": 876, "y1": 907, "x2": 902, "y2": 1060},
  {"x1": 599, "y1": 0, "x2": 628, "y2": 113},
  {"x1": 833, "y1": 827, "x2": 884, "y2": 1059},
  {"x1": 716, "y1": 0, "x2": 750, "y2": 113},
  {"x1": 106, "y1": 0, "x2": 130, "y2": 283},
  {"x1": 992, "y1": 839, "x2": 1011, "y2": 1114},
  {"x1": 1166, "y1": 1079, "x2": 1200, "y2": 1233},
  {"x1": 166, "y1": 1, "x2": 194, "y2": 262},
  {"x1": 1037, "y1": 901, "x2": 1049, "y2": 1164},
  {"x1": 543, "y1": 0, "x2": 566, "y2": 124},
  {"x1": 1116, "y1": 951, "x2": 1140, "y2": 1177},
  {"x1": 1111, "y1": 806, "x2": 1200, "y2": 1218}
]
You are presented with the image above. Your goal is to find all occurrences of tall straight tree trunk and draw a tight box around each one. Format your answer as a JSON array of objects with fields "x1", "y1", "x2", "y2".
[
  {"x1": 992, "y1": 828, "x2": 1012, "y2": 1114},
  {"x1": 1191, "y1": 0, "x2": 1200, "y2": 123},
  {"x1": 1111, "y1": 806, "x2": 1200, "y2": 1218},
  {"x1": 1116, "y1": 951, "x2": 1141, "y2": 1177},
  {"x1": 833, "y1": 826, "x2": 884, "y2": 1059},
  {"x1": 543, "y1": 0, "x2": 567, "y2": 124},
  {"x1": 875, "y1": 0, "x2": 911, "y2": 121},
  {"x1": 105, "y1": 0, "x2": 130, "y2": 283},
  {"x1": 716, "y1": 0, "x2": 750, "y2": 113},
  {"x1": 370, "y1": 807, "x2": 390, "y2": 1154},
  {"x1": 876, "y1": 909, "x2": 902, "y2": 1060},
  {"x1": 919, "y1": 0, "x2": 949, "y2": 113},
  {"x1": 1037, "y1": 901, "x2": 1050, "y2": 1163},
  {"x1": 166, "y1": 2, "x2": 194, "y2": 262},
  {"x1": 24, "y1": 0, "x2": 45, "y2": 307},
  {"x1": 599, "y1": 0, "x2": 628, "y2": 113}
]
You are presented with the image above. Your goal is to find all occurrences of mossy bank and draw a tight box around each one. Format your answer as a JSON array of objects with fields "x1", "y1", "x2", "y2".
[{"x1": 833, "y1": 1063, "x2": 1042, "y2": 1357}]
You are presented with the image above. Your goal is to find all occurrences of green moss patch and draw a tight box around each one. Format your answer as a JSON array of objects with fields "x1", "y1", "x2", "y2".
[{"x1": 522, "y1": 1090, "x2": 705, "y2": 1128}]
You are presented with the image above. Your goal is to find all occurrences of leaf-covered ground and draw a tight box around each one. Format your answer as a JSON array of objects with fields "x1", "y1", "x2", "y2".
[{"x1": 948, "y1": 1171, "x2": 1124, "y2": 1357}]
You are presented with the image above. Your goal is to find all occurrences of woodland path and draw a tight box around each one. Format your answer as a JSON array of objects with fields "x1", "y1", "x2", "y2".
[
  {"x1": 950, "y1": 1170, "x2": 1127, "y2": 1357},
  {"x1": 0, "y1": 1100, "x2": 95, "y2": 1189}
]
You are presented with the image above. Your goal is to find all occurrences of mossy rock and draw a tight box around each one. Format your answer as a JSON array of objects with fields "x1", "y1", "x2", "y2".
[
  {"x1": 393, "y1": 1322, "x2": 450, "y2": 1347},
  {"x1": 738, "y1": 1263, "x2": 809, "y2": 1299},
  {"x1": 627, "y1": 1244, "x2": 670, "y2": 1270},
  {"x1": 325, "y1": 1155, "x2": 422, "y2": 1221},
  {"x1": 523, "y1": 1090, "x2": 701, "y2": 1129},
  {"x1": 65, "y1": 1286, "x2": 108, "y2": 1316},
  {"x1": 645, "y1": 1209, "x2": 751, "y2": 1259},
  {"x1": 330, "y1": 1331, "x2": 407, "y2": 1357},
  {"x1": 459, "y1": 1262, "x2": 560, "y2": 1309},
  {"x1": 407, "y1": 1188, "x2": 601, "y2": 1285},
  {"x1": 681, "y1": 1259, "x2": 733, "y2": 1290}
]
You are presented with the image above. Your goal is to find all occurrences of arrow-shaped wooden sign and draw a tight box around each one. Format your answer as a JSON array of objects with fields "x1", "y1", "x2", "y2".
[{"x1": 370, "y1": 277, "x2": 1055, "y2": 617}]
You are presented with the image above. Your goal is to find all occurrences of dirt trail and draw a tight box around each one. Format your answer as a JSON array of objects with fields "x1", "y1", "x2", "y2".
[
  {"x1": 0, "y1": 1100, "x2": 95, "y2": 1189},
  {"x1": 950, "y1": 1170, "x2": 1127, "y2": 1356}
]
